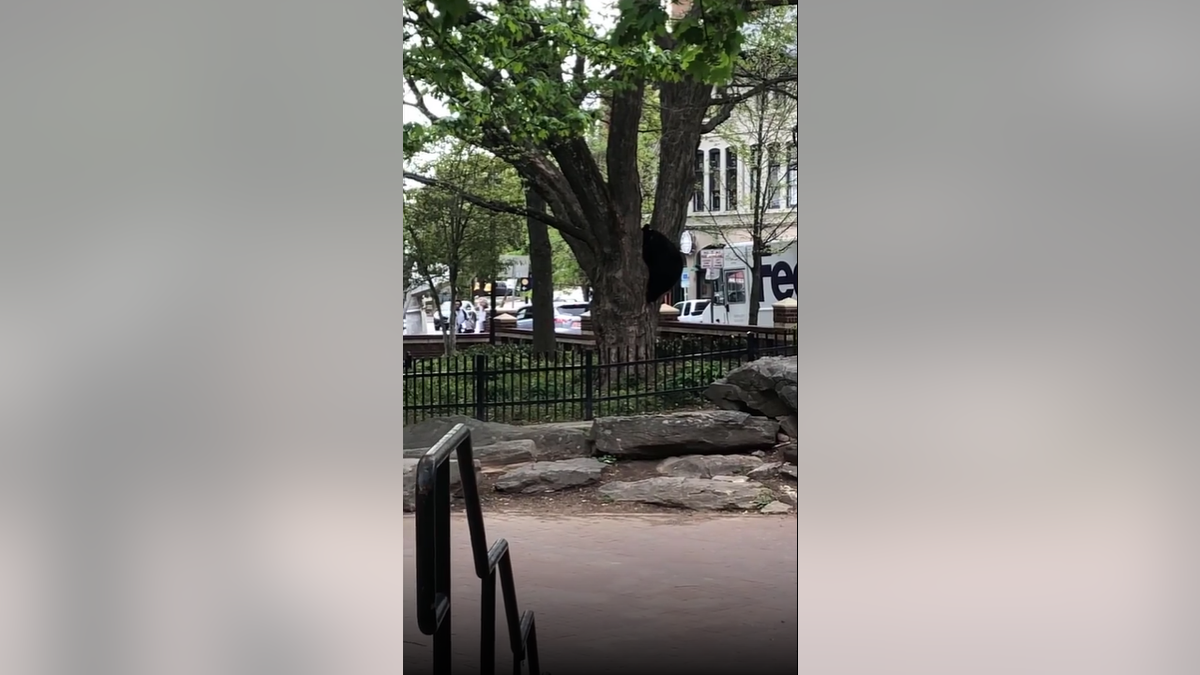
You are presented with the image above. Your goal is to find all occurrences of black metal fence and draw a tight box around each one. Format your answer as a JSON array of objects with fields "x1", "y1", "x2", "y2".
[
  {"x1": 404, "y1": 331, "x2": 796, "y2": 426},
  {"x1": 415, "y1": 423, "x2": 541, "y2": 675}
]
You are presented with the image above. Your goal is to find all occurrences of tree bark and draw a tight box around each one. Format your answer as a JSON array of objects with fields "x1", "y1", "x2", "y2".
[
  {"x1": 525, "y1": 187, "x2": 557, "y2": 354},
  {"x1": 586, "y1": 237, "x2": 655, "y2": 377},
  {"x1": 748, "y1": 236, "x2": 764, "y2": 326}
]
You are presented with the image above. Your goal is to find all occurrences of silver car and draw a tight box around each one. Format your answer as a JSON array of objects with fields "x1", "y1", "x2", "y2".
[{"x1": 513, "y1": 303, "x2": 589, "y2": 333}]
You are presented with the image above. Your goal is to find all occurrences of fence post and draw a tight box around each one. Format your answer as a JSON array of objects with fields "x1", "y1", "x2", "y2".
[
  {"x1": 473, "y1": 354, "x2": 488, "y2": 421},
  {"x1": 582, "y1": 351, "x2": 594, "y2": 421},
  {"x1": 746, "y1": 332, "x2": 759, "y2": 362}
]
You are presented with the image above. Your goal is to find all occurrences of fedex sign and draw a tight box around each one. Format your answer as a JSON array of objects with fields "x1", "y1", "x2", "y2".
[{"x1": 757, "y1": 260, "x2": 796, "y2": 302}]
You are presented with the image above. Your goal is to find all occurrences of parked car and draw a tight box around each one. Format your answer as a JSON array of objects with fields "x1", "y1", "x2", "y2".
[
  {"x1": 554, "y1": 303, "x2": 589, "y2": 333},
  {"x1": 674, "y1": 299, "x2": 716, "y2": 324},
  {"x1": 512, "y1": 302, "x2": 589, "y2": 333},
  {"x1": 432, "y1": 301, "x2": 454, "y2": 331}
]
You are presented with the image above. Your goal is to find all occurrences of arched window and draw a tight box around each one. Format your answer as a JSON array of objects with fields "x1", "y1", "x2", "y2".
[
  {"x1": 786, "y1": 137, "x2": 797, "y2": 208},
  {"x1": 767, "y1": 143, "x2": 781, "y2": 209},
  {"x1": 692, "y1": 150, "x2": 705, "y2": 212},
  {"x1": 708, "y1": 148, "x2": 722, "y2": 211},
  {"x1": 725, "y1": 148, "x2": 738, "y2": 210}
]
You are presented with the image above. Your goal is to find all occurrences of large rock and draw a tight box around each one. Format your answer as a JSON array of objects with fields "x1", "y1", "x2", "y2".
[
  {"x1": 778, "y1": 442, "x2": 798, "y2": 464},
  {"x1": 402, "y1": 457, "x2": 482, "y2": 512},
  {"x1": 403, "y1": 416, "x2": 592, "y2": 459},
  {"x1": 599, "y1": 477, "x2": 773, "y2": 511},
  {"x1": 494, "y1": 458, "x2": 606, "y2": 494},
  {"x1": 590, "y1": 411, "x2": 779, "y2": 459},
  {"x1": 703, "y1": 357, "x2": 798, "y2": 418},
  {"x1": 657, "y1": 454, "x2": 764, "y2": 479},
  {"x1": 778, "y1": 415, "x2": 798, "y2": 439},
  {"x1": 405, "y1": 439, "x2": 537, "y2": 466}
]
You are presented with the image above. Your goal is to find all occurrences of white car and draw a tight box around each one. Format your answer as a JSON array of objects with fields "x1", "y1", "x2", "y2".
[{"x1": 674, "y1": 299, "x2": 718, "y2": 323}]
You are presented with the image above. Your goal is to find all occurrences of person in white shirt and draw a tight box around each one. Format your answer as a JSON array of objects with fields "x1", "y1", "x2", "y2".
[
  {"x1": 474, "y1": 299, "x2": 489, "y2": 333},
  {"x1": 460, "y1": 303, "x2": 477, "y2": 333}
]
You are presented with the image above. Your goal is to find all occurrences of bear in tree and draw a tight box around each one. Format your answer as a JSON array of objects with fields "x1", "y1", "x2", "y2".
[{"x1": 642, "y1": 226, "x2": 685, "y2": 304}]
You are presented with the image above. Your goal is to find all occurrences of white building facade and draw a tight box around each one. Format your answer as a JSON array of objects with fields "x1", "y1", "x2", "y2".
[{"x1": 675, "y1": 109, "x2": 798, "y2": 303}]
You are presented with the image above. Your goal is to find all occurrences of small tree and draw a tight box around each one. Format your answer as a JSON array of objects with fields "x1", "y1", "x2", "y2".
[{"x1": 404, "y1": 142, "x2": 525, "y2": 353}]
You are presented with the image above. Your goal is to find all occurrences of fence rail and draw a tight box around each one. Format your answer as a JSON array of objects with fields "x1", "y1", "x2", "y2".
[
  {"x1": 404, "y1": 331, "x2": 796, "y2": 426},
  {"x1": 415, "y1": 424, "x2": 541, "y2": 675}
]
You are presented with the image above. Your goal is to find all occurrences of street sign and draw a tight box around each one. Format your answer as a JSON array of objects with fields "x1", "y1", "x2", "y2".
[
  {"x1": 499, "y1": 254, "x2": 530, "y2": 279},
  {"x1": 700, "y1": 248, "x2": 724, "y2": 270},
  {"x1": 680, "y1": 268, "x2": 690, "y2": 287}
]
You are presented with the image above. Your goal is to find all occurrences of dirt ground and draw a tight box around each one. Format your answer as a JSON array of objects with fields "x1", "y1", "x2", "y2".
[{"x1": 447, "y1": 445, "x2": 797, "y2": 516}]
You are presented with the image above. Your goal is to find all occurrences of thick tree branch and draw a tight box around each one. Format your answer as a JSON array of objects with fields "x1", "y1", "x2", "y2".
[
  {"x1": 404, "y1": 171, "x2": 590, "y2": 242},
  {"x1": 606, "y1": 79, "x2": 646, "y2": 231}
]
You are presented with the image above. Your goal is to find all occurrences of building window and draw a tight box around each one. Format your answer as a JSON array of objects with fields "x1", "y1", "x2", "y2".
[
  {"x1": 708, "y1": 148, "x2": 721, "y2": 212},
  {"x1": 724, "y1": 269, "x2": 747, "y2": 304},
  {"x1": 767, "y1": 143, "x2": 781, "y2": 209},
  {"x1": 786, "y1": 140, "x2": 797, "y2": 208},
  {"x1": 725, "y1": 148, "x2": 737, "y2": 211},
  {"x1": 693, "y1": 150, "x2": 705, "y2": 212}
]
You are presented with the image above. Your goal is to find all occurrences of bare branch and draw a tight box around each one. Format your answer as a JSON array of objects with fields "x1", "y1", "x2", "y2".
[
  {"x1": 701, "y1": 74, "x2": 795, "y2": 134},
  {"x1": 404, "y1": 171, "x2": 591, "y2": 242}
]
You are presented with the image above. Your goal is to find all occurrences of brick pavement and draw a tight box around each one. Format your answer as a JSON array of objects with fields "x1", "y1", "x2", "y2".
[{"x1": 403, "y1": 513, "x2": 798, "y2": 675}]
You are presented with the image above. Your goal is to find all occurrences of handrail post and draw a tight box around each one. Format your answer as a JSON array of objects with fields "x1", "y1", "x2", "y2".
[{"x1": 414, "y1": 423, "x2": 542, "y2": 675}]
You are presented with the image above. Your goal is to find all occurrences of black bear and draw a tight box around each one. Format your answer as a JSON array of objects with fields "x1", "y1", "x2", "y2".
[{"x1": 642, "y1": 226, "x2": 684, "y2": 304}]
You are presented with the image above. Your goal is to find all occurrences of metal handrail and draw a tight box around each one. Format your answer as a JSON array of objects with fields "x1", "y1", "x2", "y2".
[{"x1": 414, "y1": 423, "x2": 542, "y2": 675}]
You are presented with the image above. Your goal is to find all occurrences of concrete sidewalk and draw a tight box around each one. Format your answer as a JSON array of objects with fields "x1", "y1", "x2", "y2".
[{"x1": 403, "y1": 513, "x2": 798, "y2": 674}]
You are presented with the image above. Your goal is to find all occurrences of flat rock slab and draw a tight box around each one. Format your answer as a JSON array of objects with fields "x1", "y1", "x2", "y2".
[
  {"x1": 703, "y1": 356, "x2": 798, "y2": 418},
  {"x1": 495, "y1": 458, "x2": 606, "y2": 494},
  {"x1": 590, "y1": 411, "x2": 779, "y2": 459},
  {"x1": 403, "y1": 416, "x2": 592, "y2": 459},
  {"x1": 747, "y1": 461, "x2": 785, "y2": 479},
  {"x1": 598, "y1": 477, "x2": 773, "y2": 511},
  {"x1": 657, "y1": 454, "x2": 764, "y2": 479},
  {"x1": 402, "y1": 457, "x2": 482, "y2": 512},
  {"x1": 759, "y1": 501, "x2": 794, "y2": 514},
  {"x1": 779, "y1": 464, "x2": 798, "y2": 480},
  {"x1": 404, "y1": 439, "x2": 537, "y2": 466}
]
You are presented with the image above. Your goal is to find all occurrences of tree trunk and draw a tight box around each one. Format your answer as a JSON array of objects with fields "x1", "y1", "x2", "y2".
[
  {"x1": 748, "y1": 238, "x2": 764, "y2": 326},
  {"x1": 525, "y1": 187, "x2": 556, "y2": 354},
  {"x1": 587, "y1": 239, "x2": 654, "y2": 382}
]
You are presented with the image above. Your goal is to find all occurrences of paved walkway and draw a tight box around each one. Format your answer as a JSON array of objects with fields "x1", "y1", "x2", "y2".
[{"x1": 403, "y1": 513, "x2": 798, "y2": 674}]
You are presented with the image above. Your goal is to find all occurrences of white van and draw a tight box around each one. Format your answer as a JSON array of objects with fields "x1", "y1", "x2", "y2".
[{"x1": 706, "y1": 240, "x2": 797, "y2": 326}]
